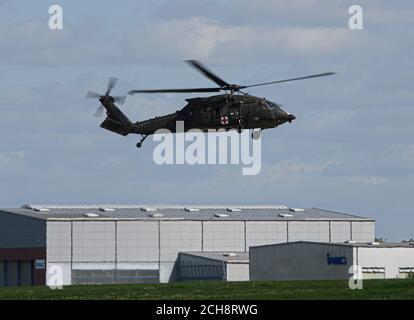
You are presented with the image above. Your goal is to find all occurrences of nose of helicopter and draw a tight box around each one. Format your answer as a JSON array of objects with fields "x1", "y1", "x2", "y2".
[
  {"x1": 273, "y1": 110, "x2": 296, "y2": 122},
  {"x1": 288, "y1": 114, "x2": 296, "y2": 122},
  {"x1": 270, "y1": 107, "x2": 296, "y2": 123}
]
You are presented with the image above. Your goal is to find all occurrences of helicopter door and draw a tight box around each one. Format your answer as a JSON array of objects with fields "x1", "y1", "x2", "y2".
[
  {"x1": 201, "y1": 106, "x2": 212, "y2": 125},
  {"x1": 218, "y1": 104, "x2": 229, "y2": 126},
  {"x1": 232, "y1": 102, "x2": 242, "y2": 123}
]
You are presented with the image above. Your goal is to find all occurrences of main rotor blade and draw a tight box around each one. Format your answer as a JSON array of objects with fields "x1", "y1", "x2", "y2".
[
  {"x1": 240, "y1": 72, "x2": 336, "y2": 89},
  {"x1": 128, "y1": 87, "x2": 221, "y2": 94},
  {"x1": 185, "y1": 60, "x2": 229, "y2": 87},
  {"x1": 106, "y1": 77, "x2": 118, "y2": 96},
  {"x1": 85, "y1": 91, "x2": 102, "y2": 99},
  {"x1": 94, "y1": 105, "x2": 105, "y2": 117},
  {"x1": 113, "y1": 95, "x2": 127, "y2": 105}
]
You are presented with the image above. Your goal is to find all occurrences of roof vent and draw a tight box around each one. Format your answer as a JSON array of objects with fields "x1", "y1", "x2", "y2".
[
  {"x1": 214, "y1": 213, "x2": 229, "y2": 218},
  {"x1": 227, "y1": 208, "x2": 242, "y2": 212},
  {"x1": 149, "y1": 213, "x2": 164, "y2": 218},
  {"x1": 185, "y1": 207, "x2": 200, "y2": 212},
  {"x1": 223, "y1": 252, "x2": 237, "y2": 257},
  {"x1": 83, "y1": 213, "x2": 99, "y2": 218},
  {"x1": 278, "y1": 213, "x2": 293, "y2": 218},
  {"x1": 99, "y1": 207, "x2": 115, "y2": 212},
  {"x1": 141, "y1": 207, "x2": 156, "y2": 212},
  {"x1": 289, "y1": 208, "x2": 305, "y2": 212}
]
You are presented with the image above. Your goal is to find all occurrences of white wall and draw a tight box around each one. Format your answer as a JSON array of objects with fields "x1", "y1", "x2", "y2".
[
  {"x1": 288, "y1": 221, "x2": 330, "y2": 242},
  {"x1": 116, "y1": 262, "x2": 158, "y2": 270},
  {"x1": 117, "y1": 221, "x2": 159, "y2": 262},
  {"x1": 351, "y1": 222, "x2": 375, "y2": 242},
  {"x1": 246, "y1": 221, "x2": 287, "y2": 248},
  {"x1": 71, "y1": 262, "x2": 115, "y2": 270},
  {"x1": 159, "y1": 262, "x2": 176, "y2": 283},
  {"x1": 226, "y1": 263, "x2": 249, "y2": 281},
  {"x1": 330, "y1": 221, "x2": 352, "y2": 242},
  {"x1": 72, "y1": 221, "x2": 116, "y2": 262},
  {"x1": 47, "y1": 221, "x2": 71, "y2": 263},
  {"x1": 357, "y1": 247, "x2": 414, "y2": 278},
  {"x1": 203, "y1": 221, "x2": 245, "y2": 252},
  {"x1": 160, "y1": 221, "x2": 202, "y2": 262},
  {"x1": 46, "y1": 219, "x2": 376, "y2": 284}
]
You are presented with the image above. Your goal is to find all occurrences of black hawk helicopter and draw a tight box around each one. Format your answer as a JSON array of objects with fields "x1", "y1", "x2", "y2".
[{"x1": 85, "y1": 60, "x2": 335, "y2": 148}]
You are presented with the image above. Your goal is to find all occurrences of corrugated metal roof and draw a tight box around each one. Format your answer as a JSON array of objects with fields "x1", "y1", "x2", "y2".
[
  {"x1": 180, "y1": 251, "x2": 249, "y2": 263},
  {"x1": 0, "y1": 205, "x2": 374, "y2": 221},
  {"x1": 21, "y1": 204, "x2": 290, "y2": 210},
  {"x1": 251, "y1": 241, "x2": 414, "y2": 249}
]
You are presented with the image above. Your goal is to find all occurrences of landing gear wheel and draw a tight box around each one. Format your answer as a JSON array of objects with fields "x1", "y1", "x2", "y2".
[
  {"x1": 237, "y1": 119, "x2": 244, "y2": 134},
  {"x1": 252, "y1": 130, "x2": 261, "y2": 140},
  {"x1": 136, "y1": 134, "x2": 148, "y2": 149}
]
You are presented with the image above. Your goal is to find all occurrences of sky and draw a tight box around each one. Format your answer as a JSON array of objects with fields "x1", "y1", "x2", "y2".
[{"x1": 0, "y1": 0, "x2": 413, "y2": 240}]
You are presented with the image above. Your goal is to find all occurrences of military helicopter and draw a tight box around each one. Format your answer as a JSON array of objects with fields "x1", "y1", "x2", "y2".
[{"x1": 85, "y1": 60, "x2": 335, "y2": 148}]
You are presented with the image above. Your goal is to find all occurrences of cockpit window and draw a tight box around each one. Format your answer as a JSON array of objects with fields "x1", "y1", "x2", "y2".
[
  {"x1": 258, "y1": 99, "x2": 269, "y2": 109},
  {"x1": 266, "y1": 100, "x2": 287, "y2": 113}
]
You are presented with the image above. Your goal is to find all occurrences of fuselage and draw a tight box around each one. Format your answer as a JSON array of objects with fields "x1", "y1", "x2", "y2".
[{"x1": 131, "y1": 94, "x2": 295, "y2": 135}]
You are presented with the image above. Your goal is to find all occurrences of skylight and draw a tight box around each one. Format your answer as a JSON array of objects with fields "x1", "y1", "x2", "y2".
[
  {"x1": 227, "y1": 208, "x2": 242, "y2": 212},
  {"x1": 278, "y1": 213, "x2": 293, "y2": 218},
  {"x1": 214, "y1": 213, "x2": 229, "y2": 218},
  {"x1": 83, "y1": 213, "x2": 99, "y2": 217}
]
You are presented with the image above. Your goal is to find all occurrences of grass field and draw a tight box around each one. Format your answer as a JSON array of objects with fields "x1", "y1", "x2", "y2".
[{"x1": 0, "y1": 279, "x2": 413, "y2": 300}]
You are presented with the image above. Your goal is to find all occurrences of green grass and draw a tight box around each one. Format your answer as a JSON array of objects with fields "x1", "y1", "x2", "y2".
[{"x1": 0, "y1": 279, "x2": 413, "y2": 300}]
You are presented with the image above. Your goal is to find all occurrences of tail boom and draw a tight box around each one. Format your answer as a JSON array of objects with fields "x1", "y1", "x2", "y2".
[{"x1": 100, "y1": 102, "x2": 133, "y2": 136}]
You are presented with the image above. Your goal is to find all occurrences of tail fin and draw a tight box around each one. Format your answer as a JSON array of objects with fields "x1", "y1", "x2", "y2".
[
  {"x1": 85, "y1": 77, "x2": 132, "y2": 136},
  {"x1": 100, "y1": 103, "x2": 132, "y2": 136}
]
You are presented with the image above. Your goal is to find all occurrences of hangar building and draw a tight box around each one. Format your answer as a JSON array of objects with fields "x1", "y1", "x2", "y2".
[
  {"x1": 0, "y1": 204, "x2": 375, "y2": 286},
  {"x1": 178, "y1": 252, "x2": 249, "y2": 282},
  {"x1": 250, "y1": 241, "x2": 414, "y2": 281}
]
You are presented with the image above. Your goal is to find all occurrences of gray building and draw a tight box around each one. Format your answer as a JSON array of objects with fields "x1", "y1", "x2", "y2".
[
  {"x1": 250, "y1": 241, "x2": 414, "y2": 281},
  {"x1": 0, "y1": 204, "x2": 375, "y2": 286},
  {"x1": 178, "y1": 252, "x2": 249, "y2": 282}
]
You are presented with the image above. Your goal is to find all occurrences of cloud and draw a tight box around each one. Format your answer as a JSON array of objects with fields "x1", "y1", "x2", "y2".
[
  {"x1": 124, "y1": 17, "x2": 368, "y2": 63},
  {"x1": 0, "y1": 151, "x2": 26, "y2": 171},
  {"x1": 0, "y1": 0, "x2": 13, "y2": 11},
  {"x1": 149, "y1": 0, "x2": 414, "y2": 29},
  {"x1": 147, "y1": 159, "x2": 340, "y2": 199},
  {"x1": 345, "y1": 175, "x2": 388, "y2": 185},
  {"x1": 0, "y1": 15, "x2": 368, "y2": 67},
  {"x1": 303, "y1": 110, "x2": 358, "y2": 133},
  {"x1": 264, "y1": 159, "x2": 340, "y2": 180},
  {"x1": 149, "y1": 0, "x2": 348, "y2": 27},
  {"x1": 0, "y1": 19, "x2": 118, "y2": 66}
]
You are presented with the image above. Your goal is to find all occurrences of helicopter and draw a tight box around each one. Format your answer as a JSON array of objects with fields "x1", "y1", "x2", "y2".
[{"x1": 85, "y1": 60, "x2": 335, "y2": 148}]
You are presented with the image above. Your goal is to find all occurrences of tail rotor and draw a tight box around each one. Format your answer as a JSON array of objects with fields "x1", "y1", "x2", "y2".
[{"x1": 85, "y1": 77, "x2": 127, "y2": 117}]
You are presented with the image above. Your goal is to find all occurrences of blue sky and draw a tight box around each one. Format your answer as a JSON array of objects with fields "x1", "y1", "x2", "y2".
[{"x1": 0, "y1": 0, "x2": 413, "y2": 240}]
